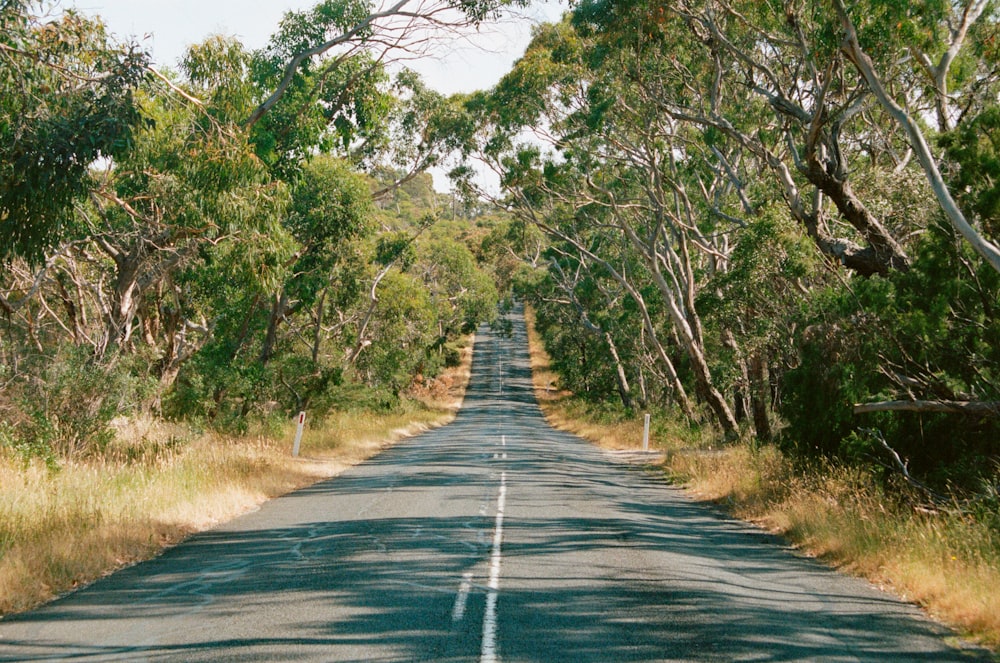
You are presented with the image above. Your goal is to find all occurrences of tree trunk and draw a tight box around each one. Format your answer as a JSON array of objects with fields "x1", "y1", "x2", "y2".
[
  {"x1": 604, "y1": 331, "x2": 633, "y2": 409},
  {"x1": 634, "y1": 296, "x2": 694, "y2": 419},
  {"x1": 349, "y1": 263, "x2": 393, "y2": 365},
  {"x1": 311, "y1": 288, "x2": 328, "y2": 367},
  {"x1": 628, "y1": 226, "x2": 739, "y2": 437},
  {"x1": 748, "y1": 352, "x2": 772, "y2": 442},
  {"x1": 534, "y1": 221, "x2": 695, "y2": 418},
  {"x1": 260, "y1": 290, "x2": 288, "y2": 366},
  {"x1": 55, "y1": 273, "x2": 83, "y2": 345},
  {"x1": 637, "y1": 362, "x2": 649, "y2": 410},
  {"x1": 802, "y1": 155, "x2": 909, "y2": 273},
  {"x1": 105, "y1": 254, "x2": 142, "y2": 355},
  {"x1": 837, "y1": 0, "x2": 1000, "y2": 275},
  {"x1": 722, "y1": 329, "x2": 749, "y2": 424}
]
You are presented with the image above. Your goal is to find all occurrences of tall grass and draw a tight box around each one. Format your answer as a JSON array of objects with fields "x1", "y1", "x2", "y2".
[
  {"x1": 0, "y1": 338, "x2": 472, "y2": 617},
  {"x1": 670, "y1": 447, "x2": 1000, "y2": 649},
  {"x1": 523, "y1": 306, "x2": 1000, "y2": 651}
]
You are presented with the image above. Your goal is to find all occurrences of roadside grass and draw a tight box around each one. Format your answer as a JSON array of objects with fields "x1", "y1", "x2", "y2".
[
  {"x1": 0, "y1": 338, "x2": 472, "y2": 617},
  {"x1": 523, "y1": 306, "x2": 1000, "y2": 651}
]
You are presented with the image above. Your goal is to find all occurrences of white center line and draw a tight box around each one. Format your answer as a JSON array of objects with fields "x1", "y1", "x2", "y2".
[
  {"x1": 452, "y1": 572, "x2": 474, "y2": 623},
  {"x1": 481, "y1": 471, "x2": 507, "y2": 663}
]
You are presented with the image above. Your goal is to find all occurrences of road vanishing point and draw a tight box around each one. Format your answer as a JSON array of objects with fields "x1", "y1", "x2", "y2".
[{"x1": 0, "y1": 305, "x2": 989, "y2": 662}]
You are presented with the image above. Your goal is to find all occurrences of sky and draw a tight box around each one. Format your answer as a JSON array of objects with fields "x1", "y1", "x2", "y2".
[{"x1": 67, "y1": 0, "x2": 566, "y2": 95}]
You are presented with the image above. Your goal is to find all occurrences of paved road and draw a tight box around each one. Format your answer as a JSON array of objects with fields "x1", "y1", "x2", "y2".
[{"x1": 0, "y1": 306, "x2": 988, "y2": 661}]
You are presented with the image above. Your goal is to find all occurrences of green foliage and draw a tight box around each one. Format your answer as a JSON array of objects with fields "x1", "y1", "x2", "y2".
[
  {"x1": 417, "y1": 237, "x2": 499, "y2": 335},
  {"x1": 0, "y1": 0, "x2": 513, "y2": 461},
  {"x1": 2, "y1": 346, "x2": 157, "y2": 460},
  {"x1": 535, "y1": 303, "x2": 622, "y2": 399},
  {"x1": 847, "y1": 0, "x2": 950, "y2": 58},
  {"x1": 478, "y1": 217, "x2": 544, "y2": 296},
  {"x1": 941, "y1": 106, "x2": 1000, "y2": 238},
  {"x1": 376, "y1": 230, "x2": 418, "y2": 268},
  {"x1": 286, "y1": 155, "x2": 374, "y2": 295},
  {"x1": 310, "y1": 379, "x2": 400, "y2": 415},
  {"x1": 0, "y1": 5, "x2": 149, "y2": 263},
  {"x1": 0, "y1": 421, "x2": 58, "y2": 470},
  {"x1": 372, "y1": 171, "x2": 441, "y2": 224},
  {"x1": 702, "y1": 207, "x2": 819, "y2": 357},
  {"x1": 781, "y1": 223, "x2": 1000, "y2": 487},
  {"x1": 780, "y1": 315, "x2": 864, "y2": 459},
  {"x1": 182, "y1": 36, "x2": 257, "y2": 122},
  {"x1": 355, "y1": 270, "x2": 437, "y2": 390},
  {"x1": 463, "y1": 0, "x2": 1000, "y2": 496},
  {"x1": 250, "y1": 5, "x2": 394, "y2": 175},
  {"x1": 10, "y1": 0, "x2": 997, "y2": 509}
]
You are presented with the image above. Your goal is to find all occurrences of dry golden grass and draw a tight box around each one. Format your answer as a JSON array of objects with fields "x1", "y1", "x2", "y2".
[
  {"x1": 675, "y1": 446, "x2": 1000, "y2": 649},
  {"x1": 524, "y1": 306, "x2": 568, "y2": 407},
  {"x1": 523, "y1": 307, "x2": 1000, "y2": 652},
  {"x1": 524, "y1": 306, "x2": 649, "y2": 450},
  {"x1": 0, "y1": 337, "x2": 473, "y2": 617}
]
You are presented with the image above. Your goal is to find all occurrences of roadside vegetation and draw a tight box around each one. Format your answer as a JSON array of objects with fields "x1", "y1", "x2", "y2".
[
  {"x1": 526, "y1": 306, "x2": 1000, "y2": 651},
  {"x1": 459, "y1": 0, "x2": 1000, "y2": 652},
  {"x1": 0, "y1": 0, "x2": 499, "y2": 617},
  {"x1": 4, "y1": 0, "x2": 1000, "y2": 653},
  {"x1": 0, "y1": 338, "x2": 472, "y2": 616}
]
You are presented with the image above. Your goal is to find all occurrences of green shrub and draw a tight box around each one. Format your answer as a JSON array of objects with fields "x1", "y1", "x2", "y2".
[
  {"x1": 779, "y1": 223, "x2": 1000, "y2": 491},
  {"x1": 5, "y1": 345, "x2": 157, "y2": 459}
]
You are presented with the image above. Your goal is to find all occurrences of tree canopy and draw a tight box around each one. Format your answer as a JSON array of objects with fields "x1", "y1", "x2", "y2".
[
  {"x1": 3, "y1": 0, "x2": 1000, "y2": 502},
  {"x1": 448, "y1": 0, "x2": 1000, "y2": 492},
  {"x1": 0, "y1": 0, "x2": 508, "y2": 455}
]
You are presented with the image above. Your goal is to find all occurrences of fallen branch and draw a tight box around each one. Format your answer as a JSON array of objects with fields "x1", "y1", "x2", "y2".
[{"x1": 853, "y1": 400, "x2": 1000, "y2": 416}]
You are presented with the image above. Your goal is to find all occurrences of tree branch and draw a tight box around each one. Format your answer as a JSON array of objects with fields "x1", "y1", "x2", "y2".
[
  {"x1": 246, "y1": 0, "x2": 412, "y2": 127},
  {"x1": 835, "y1": 0, "x2": 1000, "y2": 275},
  {"x1": 853, "y1": 399, "x2": 1000, "y2": 416}
]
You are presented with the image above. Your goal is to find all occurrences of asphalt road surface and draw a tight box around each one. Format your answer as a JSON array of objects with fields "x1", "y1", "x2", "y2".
[{"x1": 0, "y1": 305, "x2": 989, "y2": 662}]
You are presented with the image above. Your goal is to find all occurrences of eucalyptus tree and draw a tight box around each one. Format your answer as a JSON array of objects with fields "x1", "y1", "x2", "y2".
[
  {"x1": 249, "y1": 9, "x2": 393, "y2": 177},
  {"x1": 415, "y1": 236, "x2": 499, "y2": 341},
  {"x1": 461, "y1": 18, "x2": 749, "y2": 432},
  {"x1": 0, "y1": 0, "x2": 523, "y2": 454},
  {"x1": 85, "y1": 37, "x2": 293, "y2": 361},
  {"x1": 159, "y1": 1, "x2": 518, "y2": 416},
  {"x1": 246, "y1": 0, "x2": 530, "y2": 171},
  {"x1": 258, "y1": 155, "x2": 373, "y2": 369},
  {"x1": 0, "y1": 32, "x2": 291, "y2": 380},
  {"x1": 0, "y1": 2, "x2": 147, "y2": 266},
  {"x1": 537, "y1": 204, "x2": 697, "y2": 419},
  {"x1": 478, "y1": 217, "x2": 547, "y2": 292},
  {"x1": 833, "y1": 0, "x2": 1000, "y2": 274},
  {"x1": 448, "y1": 0, "x2": 1000, "y2": 483},
  {"x1": 552, "y1": 0, "x2": 1000, "y2": 447},
  {"x1": 571, "y1": 0, "x2": 919, "y2": 277},
  {"x1": 543, "y1": 250, "x2": 640, "y2": 409},
  {"x1": 0, "y1": 22, "x2": 292, "y2": 446}
]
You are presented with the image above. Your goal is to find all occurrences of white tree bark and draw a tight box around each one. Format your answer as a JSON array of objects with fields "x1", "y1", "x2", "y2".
[{"x1": 836, "y1": 0, "x2": 1000, "y2": 275}]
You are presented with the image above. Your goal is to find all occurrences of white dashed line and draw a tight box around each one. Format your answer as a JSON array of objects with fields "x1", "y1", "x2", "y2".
[
  {"x1": 452, "y1": 572, "x2": 474, "y2": 623},
  {"x1": 481, "y1": 471, "x2": 507, "y2": 663}
]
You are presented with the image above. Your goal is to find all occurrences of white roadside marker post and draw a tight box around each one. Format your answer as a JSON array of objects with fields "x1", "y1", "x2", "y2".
[
  {"x1": 643, "y1": 413, "x2": 651, "y2": 452},
  {"x1": 292, "y1": 411, "x2": 306, "y2": 457}
]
